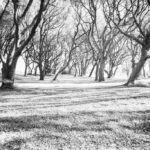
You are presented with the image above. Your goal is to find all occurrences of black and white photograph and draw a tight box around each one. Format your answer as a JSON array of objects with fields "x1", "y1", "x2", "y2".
[{"x1": 0, "y1": 0, "x2": 150, "y2": 149}]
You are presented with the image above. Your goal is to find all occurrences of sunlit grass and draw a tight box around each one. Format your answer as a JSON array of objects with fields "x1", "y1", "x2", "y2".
[{"x1": 0, "y1": 75, "x2": 150, "y2": 150}]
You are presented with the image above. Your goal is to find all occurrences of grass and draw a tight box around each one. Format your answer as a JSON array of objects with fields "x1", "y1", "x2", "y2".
[{"x1": 0, "y1": 75, "x2": 150, "y2": 150}]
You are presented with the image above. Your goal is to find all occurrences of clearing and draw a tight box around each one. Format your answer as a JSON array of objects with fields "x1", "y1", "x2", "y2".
[{"x1": 0, "y1": 75, "x2": 150, "y2": 150}]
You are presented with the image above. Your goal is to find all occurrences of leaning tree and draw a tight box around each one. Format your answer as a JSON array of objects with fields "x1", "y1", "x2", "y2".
[
  {"x1": 0, "y1": 0, "x2": 49, "y2": 88},
  {"x1": 103, "y1": 0, "x2": 150, "y2": 85}
]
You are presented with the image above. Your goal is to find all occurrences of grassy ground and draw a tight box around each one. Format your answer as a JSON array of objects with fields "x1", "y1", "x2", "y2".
[{"x1": 0, "y1": 75, "x2": 150, "y2": 150}]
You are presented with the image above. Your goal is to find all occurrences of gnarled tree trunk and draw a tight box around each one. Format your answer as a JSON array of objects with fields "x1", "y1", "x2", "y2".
[
  {"x1": 125, "y1": 47, "x2": 147, "y2": 86},
  {"x1": 1, "y1": 59, "x2": 18, "y2": 89}
]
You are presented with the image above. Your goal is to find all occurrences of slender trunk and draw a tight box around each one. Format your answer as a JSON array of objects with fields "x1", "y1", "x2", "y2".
[
  {"x1": 82, "y1": 67, "x2": 87, "y2": 76},
  {"x1": 98, "y1": 61, "x2": 105, "y2": 82},
  {"x1": 95, "y1": 63, "x2": 99, "y2": 81},
  {"x1": 53, "y1": 66, "x2": 66, "y2": 81},
  {"x1": 142, "y1": 66, "x2": 146, "y2": 77},
  {"x1": 78, "y1": 65, "x2": 82, "y2": 76},
  {"x1": 24, "y1": 65, "x2": 28, "y2": 77},
  {"x1": 53, "y1": 59, "x2": 71, "y2": 81},
  {"x1": 113, "y1": 66, "x2": 118, "y2": 76},
  {"x1": 1, "y1": 59, "x2": 18, "y2": 89},
  {"x1": 89, "y1": 63, "x2": 96, "y2": 77},
  {"x1": 131, "y1": 58, "x2": 136, "y2": 72},
  {"x1": 108, "y1": 63, "x2": 115, "y2": 78},
  {"x1": 74, "y1": 64, "x2": 77, "y2": 77},
  {"x1": 125, "y1": 47, "x2": 147, "y2": 86},
  {"x1": 68, "y1": 64, "x2": 74, "y2": 75},
  {"x1": 108, "y1": 68, "x2": 113, "y2": 78},
  {"x1": 39, "y1": 65, "x2": 45, "y2": 80},
  {"x1": 34, "y1": 66, "x2": 38, "y2": 76},
  {"x1": 53, "y1": 70, "x2": 61, "y2": 81}
]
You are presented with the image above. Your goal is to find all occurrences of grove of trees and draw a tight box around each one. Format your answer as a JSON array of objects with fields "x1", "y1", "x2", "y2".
[{"x1": 0, "y1": 0, "x2": 150, "y2": 88}]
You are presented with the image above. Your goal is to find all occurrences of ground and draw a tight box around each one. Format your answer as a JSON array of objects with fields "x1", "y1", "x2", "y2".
[{"x1": 0, "y1": 75, "x2": 150, "y2": 150}]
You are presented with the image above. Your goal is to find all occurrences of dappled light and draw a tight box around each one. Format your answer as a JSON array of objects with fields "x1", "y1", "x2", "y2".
[{"x1": 1, "y1": 0, "x2": 150, "y2": 149}]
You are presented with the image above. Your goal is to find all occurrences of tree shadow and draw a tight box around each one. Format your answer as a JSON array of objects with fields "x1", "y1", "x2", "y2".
[
  {"x1": 1, "y1": 110, "x2": 150, "y2": 149},
  {"x1": 1, "y1": 138, "x2": 25, "y2": 150}
]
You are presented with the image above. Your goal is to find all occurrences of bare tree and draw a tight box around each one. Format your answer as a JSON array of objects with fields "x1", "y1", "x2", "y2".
[
  {"x1": 52, "y1": 5, "x2": 87, "y2": 81},
  {"x1": 106, "y1": 37, "x2": 128, "y2": 78},
  {"x1": 126, "y1": 39, "x2": 140, "y2": 73},
  {"x1": 0, "y1": 0, "x2": 48, "y2": 88},
  {"x1": 22, "y1": 48, "x2": 34, "y2": 76},
  {"x1": 75, "y1": 0, "x2": 119, "y2": 81},
  {"x1": 103, "y1": 0, "x2": 150, "y2": 85},
  {"x1": 28, "y1": 2, "x2": 64, "y2": 80}
]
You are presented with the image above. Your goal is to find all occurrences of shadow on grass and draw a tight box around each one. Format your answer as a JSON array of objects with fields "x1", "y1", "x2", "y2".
[
  {"x1": 1, "y1": 138, "x2": 25, "y2": 150},
  {"x1": 1, "y1": 110, "x2": 150, "y2": 133},
  {"x1": 1, "y1": 110, "x2": 150, "y2": 149},
  {"x1": 0, "y1": 113, "x2": 112, "y2": 133},
  {"x1": 105, "y1": 110, "x2": 150, "y2": 134}
]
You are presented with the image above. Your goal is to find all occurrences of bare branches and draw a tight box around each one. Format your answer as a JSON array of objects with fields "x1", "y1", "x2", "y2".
[
  {"x1": 102, "y1": 0, "x2": 150, "y2": 47},
  {"x1": 0, "y1": 0, "x2": 10, "y2": 21}
]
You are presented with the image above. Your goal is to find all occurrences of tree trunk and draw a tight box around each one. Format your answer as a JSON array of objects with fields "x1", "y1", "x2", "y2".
[
  {"x1": 53, "y1": 61, "x2": 70, "y2": 81},
  {"x1": 53, "y1": 70, "x2": 61, "y2": 81},
  {"x1": 39, "y1": 69, "x2": 45, "y2": 80},
  {"x1": 53, "y1": 66, "x2": 66, "y2": 81},
  {"x1": 131, "y1": 58, "x2": 136, "y2": 72},
  {"x1": 74, "y1": 64, "x2": 77, "y2": 77},
  {"x1": 108, "y1": 69, "x2": 113, "y2": 78},
  {"x1": 125, "y1": 48, "x2": 147, "y2": 86},
  {"x1": 24, "y1": 65, "x2": 28, "y2": 77},
  {"x1": 98, "y1": 61, "x2": 105, "y2": 82},
  {"x1": 95, "y1": 63, "x2": 99, "y2": 81},
  {"x1": 39, "y1": 65, "x2": 45, "y2": 80},
  {"x1": 89, "y1": 63, "x2": 96, "y2": 77},
  {"x1": 34, "y1": 66, "x2": 38, "y2": 76},
  {"x1": 68, "y1": 64, "x2": 74, "y2": 75},
  {"x1": 142, "y1": 66, "x2": 146, "y2": 77},
  {"x1": 1, "y1": 60, "x2": 17, "y2": 89}
]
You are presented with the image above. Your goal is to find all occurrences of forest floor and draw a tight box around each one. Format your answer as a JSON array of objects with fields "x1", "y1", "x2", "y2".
[{"x1": 0, "y1": 75, "x2": 150, "y2": 150}]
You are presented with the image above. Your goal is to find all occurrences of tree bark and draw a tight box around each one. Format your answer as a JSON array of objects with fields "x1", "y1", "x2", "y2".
[
  {"x1": 53, "y1": 70, "x2": 61, "y2": 81},
  {"x1": 95, "y1": 63, "x2": 99, "y2": 81},
  {"x1": 142, "y1": 66, "x2": 146, "y2": 77},
  {"x1": 98, "y1": 61, "x2": 105, "y2": 82},
  {"x1": 39, "y1": 68, "x2": 45, "y2": 80},
  {"x1": 1, "y1": 60, "x2": 18, "y2": 89},
  {"x1": 39, "y1": 64, "x2": 45, "y2": 80},
  {"x1": 24, "y1": 65, "x2": 28, "y2": 77},
  {"x1": 53, "y1": 66, "x2": 66, "y2": 81},
  {"x1": 53, "y1": 60, "x2": 70, "y2": 81},
  {"x1": 108, "y1": 68, "x2": 113, "y2": 78},
  {"x1": 125, "y1": 47, "x2": 147, "y2": 86},
  {"x1": 74, "y1": 64, "x2": 77, "y2": 77},
  {"x1": 89, "y1": 63, "x2": 96, "y2": 77},
  {"x1": 34, "y1": 66, "x2": 38, "y2": 76}
]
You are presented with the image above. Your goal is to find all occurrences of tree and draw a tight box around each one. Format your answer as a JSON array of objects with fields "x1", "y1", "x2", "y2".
[
  {"x1": 22, "y1": 47, "x2": 34, "y2": 76},
  {"x1": 75, "y1": 0, "x2": 119, "y2": 81},
  {"x1": 28, "y1": 2, "x2": 64, "y2": 80},
  {"x1": 70, "y1": 41, "x2": 92, "y2": 76},
  {"x1": 126, "y1": 39, "x2": 140, "y2": 73},
  {"x1": 105, "y1": 37, "x2": 128, "y2": 78},
  {"x1": 0, "y1": 0, "x2": 48, "y2": 88},
  {"x1": 103, "y1": 0, "x2": 150, "y2": 85},
  {"x1": 52, "y1": 4, "x2": 87, "y2": 81}
]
